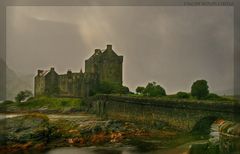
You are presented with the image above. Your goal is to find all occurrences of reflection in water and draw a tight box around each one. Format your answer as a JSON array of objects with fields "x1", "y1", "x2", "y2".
[
  {"x1": 45, "y1": 145, "x2": 190, "y2": 154},
  {"x1": 46, "y1": 146, "x2": 137, "y2": 154}
]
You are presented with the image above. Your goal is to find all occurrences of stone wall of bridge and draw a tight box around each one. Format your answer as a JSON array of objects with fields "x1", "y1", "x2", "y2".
[{"x1": 90, "y1": 95, "x2": 238, "y2": 132}]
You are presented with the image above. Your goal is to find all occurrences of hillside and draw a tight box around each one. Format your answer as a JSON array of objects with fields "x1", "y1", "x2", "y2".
[{"x1": 6, "y1": 66, "x2": 33, "y2": 100}]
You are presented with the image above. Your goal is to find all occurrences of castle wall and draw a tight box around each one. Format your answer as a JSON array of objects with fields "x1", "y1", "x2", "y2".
[
  {"x1": 58, "y1": 75, "x2": 70, "y2": 96},
  {"x1": 100, "y1": 56, "x2": 123, "y2": 85},
  {"x1": 34, "y1": 76, "x2": 45, "y2": 97},
  {"x1": 44, "y1": 70, "x2": 59, "y2": 96},
  {"x1": 58, "y1": 73, "x2": 82, "y2": 97}
]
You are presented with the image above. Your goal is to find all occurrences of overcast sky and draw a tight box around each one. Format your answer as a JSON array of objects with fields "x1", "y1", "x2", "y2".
[{"x1": 6, "y1": 6, "x2": 233, "y2": 93}]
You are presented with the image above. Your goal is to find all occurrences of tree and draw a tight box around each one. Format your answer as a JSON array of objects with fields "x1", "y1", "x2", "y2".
[
  {"x1": 191, "y1": 80, "x2": 209, "y2": 99},
  {"x1": 15, "y1": 90, "x2": 33, "y2": 103},
  {"x1": 136, "y1": 86, "x2": 145, "y2": 94},
  {"x1": 143, "y1": 82, "x2": 166, "y2": 97}
]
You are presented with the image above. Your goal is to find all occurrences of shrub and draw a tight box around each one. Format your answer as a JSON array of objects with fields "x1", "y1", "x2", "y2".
[
  {"x1": 191, "y1": 80, "x2": 209, "y2": 99},
  {"x1": 2, "y1": 100, "x2": 14, "y2": 104},
  {"x1": 176, "y1": 92, "x2": 190, "y2": 99},
  {"x1": 143, "y1": 82, "x2": 166, "y2": 97},
  {"x1": 97, "y1": 81, "x2": 130, "y2": 94},
  {"x1": 136, "y1": 86, "x2": 145, "y2": 94},
  {"x1": 207, "y1": 93, "x2": 221, "y2": 100},
  {"x1": 119, "y1": 86, "x2": 130, "y2": 94},
  {"x1": 15, "y1": 90, "x2": 33, "y2": 103}
]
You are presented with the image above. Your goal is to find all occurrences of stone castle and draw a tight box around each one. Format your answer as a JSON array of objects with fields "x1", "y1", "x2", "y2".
[{"x1": 34, "y1": 45, "x2": 123, "y2": 97}]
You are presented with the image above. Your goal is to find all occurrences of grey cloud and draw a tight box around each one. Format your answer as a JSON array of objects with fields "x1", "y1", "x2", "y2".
[{"x1": 6, "y1": 6, "x2": 234, "y2": 94}]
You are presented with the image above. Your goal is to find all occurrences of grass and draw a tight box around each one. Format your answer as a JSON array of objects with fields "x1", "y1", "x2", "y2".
[
  {"x1": 0, "y1": 96, "x2": 85, "y2": 113},
  {"x1": 121, "y1": 93, "x2": 237, "y2": 103}
]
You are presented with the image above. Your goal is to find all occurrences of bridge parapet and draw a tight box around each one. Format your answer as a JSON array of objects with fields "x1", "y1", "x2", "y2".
[
  {"x1": 90, "y1": 95, "x2": 239, "y2": 131},
  {"x1": 95, "y1": 95, "x2": 237, "y2": 112}
]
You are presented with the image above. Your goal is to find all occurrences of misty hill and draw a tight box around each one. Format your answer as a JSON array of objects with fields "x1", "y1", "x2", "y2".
[{"x1": 6, "y1": 66, "x2": 33, "y2": 100}]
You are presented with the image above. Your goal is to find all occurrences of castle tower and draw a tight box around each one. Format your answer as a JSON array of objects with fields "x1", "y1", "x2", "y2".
[
  {"x1": 85, "y1": 45, "x2": 123, "y2": 85},
  {"x1": 100, "y1": 45, "x2": 123, "y2": 85}
]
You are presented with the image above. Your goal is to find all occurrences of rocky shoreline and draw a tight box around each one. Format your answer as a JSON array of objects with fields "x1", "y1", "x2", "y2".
[{"x1": 0, "y1": 113, "x2": 181, "y2": 154}]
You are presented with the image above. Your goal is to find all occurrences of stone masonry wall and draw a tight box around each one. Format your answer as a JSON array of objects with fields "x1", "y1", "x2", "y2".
[{"x1": 91, "y1": 95, "x2": 237, "y2": 132}]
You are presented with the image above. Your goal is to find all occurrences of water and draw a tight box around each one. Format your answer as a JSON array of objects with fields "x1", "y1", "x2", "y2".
[
  {"x1": 46, "y1": 146, "x2": 137, "y2": 154},
  {"x1": 0, "y1": 113, "x2": 24, "y2": 119},
  {"x1": 0, "y1": 113, "x2": 97, "y2": 121},
  {"x1": 45, "y1": 145, "x2": 190, "y2": 154}
]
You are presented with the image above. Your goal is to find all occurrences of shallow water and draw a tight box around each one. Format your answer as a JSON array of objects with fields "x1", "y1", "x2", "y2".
[
  {"x1": 46, "y1": 146, "x2": 137, "y2": 154},
  {"x1": 0, "y1": 113, "x2": 24, "y2": 119},
  {"x1": 45, "y1": 144, "x2": 191, "y2": 154},
  {"x1": 0, "y1": 113, "x2": 96, "y2": 121}
]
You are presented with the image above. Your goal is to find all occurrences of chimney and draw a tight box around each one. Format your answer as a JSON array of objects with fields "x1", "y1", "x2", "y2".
[
  {"x1": 95, "y1": 49, "x2": 101, "y2": 54},
  {"x1": 107, "y1": 44, "x2": 112, "y2": 50},
  {"x1": 38, "y1": 70, "x2": 43, "y2": 75}
]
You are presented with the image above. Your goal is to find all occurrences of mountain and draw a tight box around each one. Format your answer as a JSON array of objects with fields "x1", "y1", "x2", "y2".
[{"x1": 6, "y1": 66, "x2": 34, "y2": 100}]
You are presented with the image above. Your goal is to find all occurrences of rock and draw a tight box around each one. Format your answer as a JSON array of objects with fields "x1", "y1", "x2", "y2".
[
  {"x1": 33, "y1": 143, "x2": 45, "y2": 150},
  {"x1": 219, "y1": 121, "x2": 240, "y2": 153},
  {"x1": 0, "y1": 114, "x2": 50, "y2": 146}
]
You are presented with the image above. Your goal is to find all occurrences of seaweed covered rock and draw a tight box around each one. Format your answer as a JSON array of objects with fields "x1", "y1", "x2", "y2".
[
  {"x1": 219, "y1": 121, "x2": 240, "y2": 154},
  {"x1": 0, "y1": 113, "x2": 50, "y2": 151}
]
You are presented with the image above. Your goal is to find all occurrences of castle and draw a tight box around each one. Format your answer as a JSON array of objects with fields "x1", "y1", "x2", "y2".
[{"x1": 34, "y1": 45, "x2": 123, "y2": 97}]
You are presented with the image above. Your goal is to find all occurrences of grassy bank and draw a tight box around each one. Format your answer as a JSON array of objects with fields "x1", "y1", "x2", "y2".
[
  {"x1": 0, "y1": 97, "x2": 85, "y2": 113},
  {"x1": 109, "y1": 93, "x2": 237, "y2": 103}
]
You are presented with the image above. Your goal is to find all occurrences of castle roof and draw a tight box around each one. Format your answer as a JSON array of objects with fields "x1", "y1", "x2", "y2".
[
  {"x1": 102, "y1": 48, "x2": 118, "y2": 57},
  {"x1": 38, "y1": 70, "x2": 50, "y2": 77},
  {"x1": 86, "y1": 45, "x2": 119, "y2": 62},
  {"x1": 86, "y1": 49, "x2": 102, "y2": 61},
  {"x1": 103, "y1": 45, "x2": 118, "y2": 55}
]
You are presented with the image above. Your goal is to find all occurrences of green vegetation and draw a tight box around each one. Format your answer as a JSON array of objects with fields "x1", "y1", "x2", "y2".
[
  {"x1": 96, "y1": 81, "x2": 130, "y2": 95},
  {"x1": 176, "y1": 92, "x2": 190, "y2": 99},
  {"x1": 136, "y1": 86, "x2": 145, "y2": 94},
  {"x1": 206, "y1": 93, "x2": 222, "y2": 100},
  {"x1": 143, "y1": 82, "x2": 166, "y2": 97},
  {"x1": 132, "y1": 79, "x2": 236, "y2": 102},
  {"x1": 191, "y1": 80, "x2": 209, "y2": 99},
  {"x1": 135, "y1": 82, "x2": 166, "y2": 97},
  {"x1": 15, "y1": 90, "x2": 33, "y2": 103},
  {"x1": 0, "y1": 96, "x2": 84, "y2": 113}
]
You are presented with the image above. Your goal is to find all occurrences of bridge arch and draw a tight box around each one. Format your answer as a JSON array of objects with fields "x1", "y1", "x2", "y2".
[{"x1": 191, "y1": 116, "x2": 223, "y2": 135}]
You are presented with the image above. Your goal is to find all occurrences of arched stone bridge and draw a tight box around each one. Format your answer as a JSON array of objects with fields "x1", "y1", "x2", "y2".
[{"x1": 90, "y1": 95, "x2": 239, "y2": 132}]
